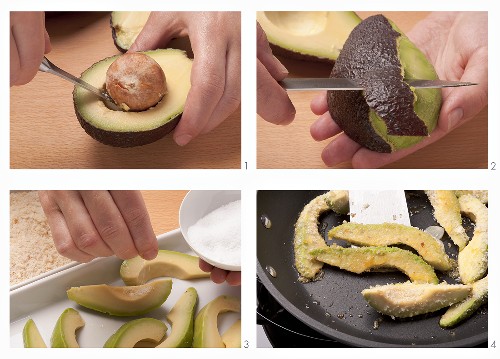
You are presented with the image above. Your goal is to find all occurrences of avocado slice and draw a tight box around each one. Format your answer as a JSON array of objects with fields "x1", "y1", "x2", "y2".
[
  {"x1": 73, "y1": 49, "x2": 192, "y2": 147},
  {"x1": 23, "y1": 319, "x2": 47, "y2": 348},
  {"x1": 67, "y1": 278, "x2": 172, "y2": 316},
  {"x1": 104, "y1": 318, "x2": 167, "y2": 347},
  {"x1": 294, "y1": 190, "x2": 349, "y2": 280},
  {"x1": 328, "y1": 222, "x2": 453, "y2": 271},
  {"x1": 221, "y1": 319, "x2": 241, "y2": 348},
  {"x1": 425, "y1": 190, "x2": 469, "y2": 251},
  {"x1": 362, "y1": 282, "x2": 471, "y2": 318},
  {"x1": 156, "y1": 287, "x2": 198, "y2": 348},
  {"x1": 458, "y1": 195, "x2": 488, "y2": 284},
  {"x1": 193, "y1": 295, "x2": 241, "y2": 348},
  {"x1": 327, "y1": 14, "x2": 441, "y2": 153},
  {"x1": 50, "y1": 308, "x2": 85, "y2": 348},
  {"x1": 110, "y1": 11, "x2": 150, "y2": 52},
  {"x1": 120, "y1": 250, "x2": 210, "y2": 286},
  {"x1": 440, "y1": 275, "x2": 488, "y2": 328},
  {"x1": 454, "y1": 190, "x2": 488, "y2": 204},
  {"x1": 257, "y1": 12, "x2": 361, "y2": 63},
  {"x1": 311, "y1": 246, "x2": 439, "y2": 284}
]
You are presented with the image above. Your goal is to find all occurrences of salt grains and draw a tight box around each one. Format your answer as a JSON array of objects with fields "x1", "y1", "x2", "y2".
[{"x1": 187, "y1": 200, "x2": 241, "y2": 267}]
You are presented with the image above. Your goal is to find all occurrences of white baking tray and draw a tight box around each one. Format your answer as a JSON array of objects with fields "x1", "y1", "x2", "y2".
[{"x1": 10, "y1": 229, "x2": 241, "y2": 348}]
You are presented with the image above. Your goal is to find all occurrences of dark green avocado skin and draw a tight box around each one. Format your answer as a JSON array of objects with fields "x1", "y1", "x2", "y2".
[
  {"x1": 327, "y1": 14, "x2": 428, "y2": 153},
  {"x1": 110, "y1": 16, "x2": 127, "y2": 53}
]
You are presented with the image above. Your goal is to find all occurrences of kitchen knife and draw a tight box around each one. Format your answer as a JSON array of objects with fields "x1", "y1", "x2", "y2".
[
  {"x1": 280, "y1": 78, "x2": 478, "y2": 91},
  {"x1": 348, "y1": 190, "x2": 410, "y2": 226}
]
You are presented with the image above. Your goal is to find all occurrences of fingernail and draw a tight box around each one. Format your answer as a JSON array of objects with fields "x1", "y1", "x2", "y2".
[
  {"x1": 274, "y1": 55, "x2": 288, "y2": 75},
  {"x1": 175, "y1": 134, "x2": 192, "y2": 146},
  {"x1": 448, "y1": 108, "x2": 463, "y2": 131},
  {"x1": 142, "y1": 249, "x2": 158, "y2": 260}
]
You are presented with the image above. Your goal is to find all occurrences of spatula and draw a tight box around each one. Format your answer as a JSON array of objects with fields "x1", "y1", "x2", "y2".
[{"x1": 348, "y1": 190, "x2": 410, "y2": 225}]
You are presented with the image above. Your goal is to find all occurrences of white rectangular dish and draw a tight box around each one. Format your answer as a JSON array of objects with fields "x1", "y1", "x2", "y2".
[{"x1": 10, "y1": 228, "x2": 241, "y2": 348}]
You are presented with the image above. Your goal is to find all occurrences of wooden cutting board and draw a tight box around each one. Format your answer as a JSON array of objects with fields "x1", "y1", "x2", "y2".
[
  {"x1": 10, "y1": 12, "x2": 241, "y2": 169},
  {"x1": 257, "y1": 11, "x2": 488, "y2": 169}
]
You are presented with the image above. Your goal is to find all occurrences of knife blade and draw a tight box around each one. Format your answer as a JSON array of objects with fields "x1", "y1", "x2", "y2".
[
  {"x1": 280, "y1": 78, "x2": 478, "y2": 91},
  {"x1": 348, "y1": 190, "x2": 410, "y2": 226}
]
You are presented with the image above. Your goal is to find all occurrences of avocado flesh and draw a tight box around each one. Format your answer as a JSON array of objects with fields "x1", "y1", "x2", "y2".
[
  {"x1": 221, "y1": 319, "x2": 241, "y2": 348},
  {"x1": 312, "y1": 246, "x2": 439, "y2": 284},
  {"x1": 425, "y1": 190, "x2": 469, "y2": 251},
  {"x1": 104, "y1": 318, "x2": 167, "y2": 348},
  {"x1": 50, "y1": 308, "x2": 84, "y2": 348},
  {"x1": 23, "y1": 319, "x2": 47, "y2": 348},
  {"x1": 257, "y1": 11, "x2": 361, "y2": 62},
  {"x1": 66, "y1": 278, "x2": 172, "y2": 316},
  {"x1": 458, "y1": 195, "x2": 488, "y2": 284},
  {"x1": 156, "y1": 287, "x2": 198, "y2": 348},
  {"x1": 193, "y1": 295, "x2": 241, "y2": 348},
  {"x1": 73, "y1": 49, "x2": 192, "y2": 147},
  {"x1": 294, "y1": 190, "x2": 349, "y2": 280},
  {"x1": 362, "y1": 282, "x2": 471, "y2": 318},
  {"x1": 120, "y1": 250, "x2": 210, "y2": 286},
  {"x1": 329, "y1": 222, "x2": 453, "y2": 271},
  {"x1": 454, "y1": 190, "x2": 488, "y2": 204},
  {"x1": 327, "y1": 14, "x2": 441, "y2": 153},
  {"x1": 110, "y1": 11, "x2": 150, "y2": 52},
  {"x1": 440, "y1": 275, "x2": 488, "y2": 328}
]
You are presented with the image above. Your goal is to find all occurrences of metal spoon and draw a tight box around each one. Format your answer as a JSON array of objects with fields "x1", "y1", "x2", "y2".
[{"x1": 39, "y1": 57, "x2": 121, "y2": 111}]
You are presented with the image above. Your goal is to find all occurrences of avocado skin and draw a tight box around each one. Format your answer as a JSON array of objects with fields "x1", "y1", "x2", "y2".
[
  {"x1": 327, "y1": 14, "x2": 429, "y2": 153},
  {"x1": 270, "y1": 43, "x2": 335, "y2": 64},
  {"x1": 74, "y1": 101, "x2": 180, "y2": 148}
]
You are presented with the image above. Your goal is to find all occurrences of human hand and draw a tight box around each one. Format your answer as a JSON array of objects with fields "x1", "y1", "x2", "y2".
[
  {"x1": 256, "y1": 22, "x2": 295, "y2": 124},
  {"x1": 39, "y1": 191, "x2": 158, "y2": 263},
  {"x1": 128, "y1": 12, "x2": 241, "y2": 146},
  {"x1": 310, "y1": 12, "x2": 487, "y2": 168},
  {"x1": 199, "y1": 259, "x2": 241, "y2": 286},
  {"x1": 10, "y1": 11, "x2": 51, "y2": 86}
]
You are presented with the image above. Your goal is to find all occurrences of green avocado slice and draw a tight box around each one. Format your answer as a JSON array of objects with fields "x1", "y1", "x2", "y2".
[
  {"x1": 156, "y1": 287, "x2": 198, "y2": 348},
  {"x1": 311, "y1": 246, "x2": 439, "y2": 284},
  {"x1": 328, "y1": 222, "x2": 453, "y2": 271},
  {"x1": 221, "y1": 319, "x2": 241, "y2": 348},
  {"x1": 257, "y1": 11, "x2": 361, "y2": 63},
  {"x1": 67, "y1": 278, "x2": 172, "y2": 316},
  {"x1": 458, "y1": 195, "x2": 488, "y2": 284},
  {"x1": 120, "y1": 250, "x2": 210, "y2": 286},
  {"x1": 327, "y1": 14, "x2": 441, "y2": 153},
  {"x1": 50, "y1": 308, "x2": 85, "y2": 348},
  {"x1": 73, "y1": 49, "x2": 192, "y2": 147},
  {"x1": 110, "y1": 11, "x2": 150, "y2": 52},
  {"x1": 362, "y1": 282, "x2": 471, "y2": 318},
  {"x1": 294, "y1": 190, "x2": 349, "y2": 280},
  {"x1": 104, "y1": 318, "x2": 167, "y2": 347},
  {"x1": 23, "y1": 319, "x2": 47, "y2": 348},
  {"x1": 440, "y1": 275, "x2": 488, "y2": 328}
]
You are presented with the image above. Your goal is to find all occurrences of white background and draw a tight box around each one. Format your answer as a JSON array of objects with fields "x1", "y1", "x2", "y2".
[{"x1": 1, "y1": 0, "x2": 498, "y2": 356}]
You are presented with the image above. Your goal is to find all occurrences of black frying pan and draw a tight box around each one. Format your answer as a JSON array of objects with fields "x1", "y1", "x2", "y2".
[{"x1": 257, "y1": 190, "x2": 487, "y2": 347}]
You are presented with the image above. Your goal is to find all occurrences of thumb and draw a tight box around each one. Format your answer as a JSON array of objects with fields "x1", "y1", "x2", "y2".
[
  {"x1": 128, "y1": 12, "x2": 183, "y2": 52},
  {"x1": 440, "y1": 47, "x2": 488, "y2": 132}
]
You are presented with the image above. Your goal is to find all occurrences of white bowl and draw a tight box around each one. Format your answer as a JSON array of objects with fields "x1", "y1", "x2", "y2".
[{"x1": 179, "y1": 190, "x2": 241, "y2": 271}]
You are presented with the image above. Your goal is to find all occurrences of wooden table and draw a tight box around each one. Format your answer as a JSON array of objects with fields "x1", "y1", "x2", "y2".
[
  {"x1": 257, "y1": 12, "x2": 488, "y2": 169},
  {"x1": 10, "y1": 12, "x2": 240, "y2": 169},
  {"x1": 141, "y1": 190, "x2": 188, "y2": 235}
]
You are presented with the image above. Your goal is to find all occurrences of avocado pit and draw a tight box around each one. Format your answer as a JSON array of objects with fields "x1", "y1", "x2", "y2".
[{"x1": 105, "y1": 52, "x2": 167, "y2": 112}]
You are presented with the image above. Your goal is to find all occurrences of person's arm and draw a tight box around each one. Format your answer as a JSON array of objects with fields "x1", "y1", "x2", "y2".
[{"x1": 10, "y1": 11, "x2": 51, "y2": 86}]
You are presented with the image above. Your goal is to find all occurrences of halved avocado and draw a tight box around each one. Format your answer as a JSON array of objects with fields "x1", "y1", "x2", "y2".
[
  {"x1": 221, "y1": 319, "x2": 241, "y2": 348},
  {"x1": 327, "y1": 14, "x2": 441, "y2": 153},
  {"x1": 257, "y1": 12, "x2": 361, "y2": 63},
  {"x1": 120, "y1": 250, "x2": 210, "y2": 286},
  {"x1": 311, "y1": 246, "x2": 439, "y2": 284},
  {"x1": 23, "y1": 319, "x2": 47, "y2": 348},
  {"x1": 193, "y1": 295, "x2": 241, "y2": 348},
  {"x1": 73, "y1": 49, "x2": 192, "y2": 147},
  {"x1": 104, "y1": 318, "x2": 167, "y2": 348},
  {"x1": 328, "y1": 222, "x2": 453, "y2": 271},
  {"x1": 50, "y1": 308, "x2": 85, "y2": 348},
  {"x1": 362, "y1": 282, "x2": 471, "y2": 318},
  {"x1": 110, "y1": 11, "x2": 151, "y2": 52},
  {"x1": 66, "y1": 278, "x2": 172, "y2": 316},
  {"x1": 156, "y1": 287, "x2": 198, "y2": 348}
]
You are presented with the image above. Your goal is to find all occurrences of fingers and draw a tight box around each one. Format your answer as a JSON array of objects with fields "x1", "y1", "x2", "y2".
[
  {"x1": 320, "y1": 134, "x2": 362, "y2": 167},
  {"x1": 257, "y1": 59, "x2": 295, "y2": 124},
  {"x1": 128, "y1": 12, "x2": 182, "y2": 52},
  {"x1": 310, "y1": 112, "x2": 341, "y2": 141},
  {"x1": 44, "y1": 29, "x2": 52, "y2": 54},
  {"x1": 10, "y1": 12, "x2": 47, "y2": 86},
  {"x1": 256, "y1": 22, "x2": 288, "y2": 81},
  {"x1": 310, "y1": 92, "x2": 328, "y2": 115},
  {"x1": 199, "y1": 259, "x2": 241, "y2": 286}
]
